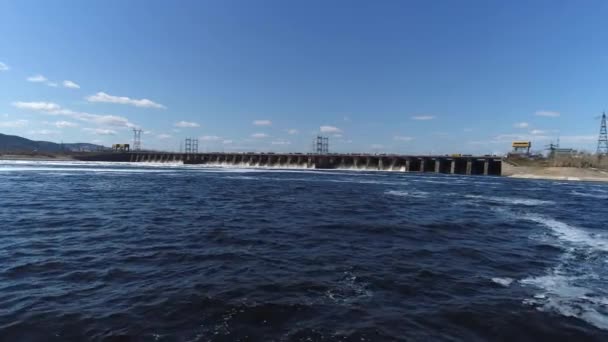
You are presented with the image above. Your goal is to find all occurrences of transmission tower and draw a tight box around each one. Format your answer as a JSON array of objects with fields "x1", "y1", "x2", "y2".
[
  {"x1": 598, "y1": 112, "x2": 608, "y2": 155},
  {"x1": 132, "y1": 128, "x2": 142, "y2": 151},
  {"x1": 192, "y1": 138, "x2": 199, "y2": 153},
  {"x1": 185, "y1": 138, "x2": 192, "y2": 153},
  {"x1": 184, "y1": 137, "x2": 199, "y2": 153},
  {"x1": 312, "y1": 136, "x2": 329, "y2": 154}
]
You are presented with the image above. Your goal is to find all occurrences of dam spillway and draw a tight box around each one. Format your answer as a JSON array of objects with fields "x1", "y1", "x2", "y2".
[{"x1": 74, "y1": 152, "x2": 503, "y2": 176}]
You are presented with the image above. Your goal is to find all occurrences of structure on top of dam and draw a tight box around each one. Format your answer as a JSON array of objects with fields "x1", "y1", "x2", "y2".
[{"x1": 75, "y1": 152, "x2": 502, "y2": 176}]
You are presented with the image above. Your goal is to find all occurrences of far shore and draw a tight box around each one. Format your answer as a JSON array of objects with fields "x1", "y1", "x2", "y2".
[{"x1": 502, "y1": 164, "x2": 608, "y2": 183}]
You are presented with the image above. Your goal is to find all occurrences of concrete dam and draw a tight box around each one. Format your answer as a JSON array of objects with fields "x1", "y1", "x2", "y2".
[{"x1": 75, "y1": 152, "x2": 503, "y2": 176}]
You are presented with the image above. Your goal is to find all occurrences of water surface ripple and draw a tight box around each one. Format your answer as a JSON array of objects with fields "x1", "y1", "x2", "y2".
[{"x1": 1, "y1": 161, "x2": 607, "y2": 341}]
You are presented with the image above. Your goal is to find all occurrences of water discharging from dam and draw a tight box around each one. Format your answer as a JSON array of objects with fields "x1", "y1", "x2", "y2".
[{"x1": 75, "y1": 152, "x2": 503, "y2": 176}]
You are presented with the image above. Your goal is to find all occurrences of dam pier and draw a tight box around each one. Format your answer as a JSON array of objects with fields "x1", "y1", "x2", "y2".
[{"x1": 76, "y1": 152, "x2": 502, "y2": 176}]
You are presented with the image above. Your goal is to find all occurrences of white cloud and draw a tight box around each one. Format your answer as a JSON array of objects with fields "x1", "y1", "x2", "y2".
[
  {"x1": 172, "y1": 128, "x2": 181, "y2": 133},
  {"x1": 47, "y1": 82, "x2": 58, "y2": 87},
  {"x1": 514, "y1": 122, "x2": 529, "y2": 128},
  {"x1": 411, "y1": 115, "x2": 435, "y2": 121},
  {"x1": 271, "y1": 139, "x2": 291, "y2": 145},
  {"x1": 530, "y1": 129, "x2": 546, "y2": 135},
  {"x1": 200, "y1": 135, "x2": 221, "y2": 141},
  {"x1": 13, "y1": 101, "x2": 61, "y2": 111},
  {"x1": 320, "y1": 125, "x2": 342, "y2": 133},
  {"x1": 86, "y1": 92, "x2": 165, "y2": 109},
  {"x1": 157, "y1": 134, "x2": 172, "y2": 139},
  {"x1": 287, "y1": 129, "x2": 298, "y2": 135},
  {"x1": 253, "y1": 120, "x2": 272, "y2": 126},
  {"x1": 394, "y1": 136, "x2": 414, "y2": 142},
  {"x1": 27, "y1": 74, "x2": 47, "y2": 83},
  {"x1": 333, "y1": 134, "x2": 343, "y2": 138},
  {"x1": 84, "y1": 128, "x2": 117, "y2": 136},
  {"x1": 535, "y1": 110, "x2": 560, "y2": 117},
  {"x1": 63, "y1": 80, "x2": 80, "y2": 89},
  {"x1": 0, "y1": 62, "x2": 9, "y2": 71},
  {"x1": 0, "y1": 119, "x2": 28, "y2": 128},
  {"x1": 222, "y1": 139, "x2": 233, "y2": 144},
  {"x1": 13, "y1": 101, "x2": 136, "y2": 128},
  {"x1": 371, "y1": 144, "x2": 384, "y2": 149},
  {"x1": 28, "y1": 129, "x2": 58, "y2": 135},
  {"x1": 343, "y1": 116, "x2": 351, "y2": 122},
  {"x1": 174, "y1": 121, "x2": 200, "y2": 128},
  {"x1": 251, "y1": 133, "x2": 269, "y2": 139},
  {"x1": 463, "y1": 128, "x2": 473, "y2": 132},
  {"x1": 54, "y1": 121, "x2": 78, "y2": 128}
]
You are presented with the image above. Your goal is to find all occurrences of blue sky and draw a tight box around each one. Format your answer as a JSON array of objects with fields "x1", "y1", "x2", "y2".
[{"x1": 0, "y1": 0, "x2": 606, "y2": 154}]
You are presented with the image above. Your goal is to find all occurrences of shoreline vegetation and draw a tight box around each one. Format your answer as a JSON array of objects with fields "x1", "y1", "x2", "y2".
[{"x1": 2, "y1": 153, "x2": 608, "y2": 183}]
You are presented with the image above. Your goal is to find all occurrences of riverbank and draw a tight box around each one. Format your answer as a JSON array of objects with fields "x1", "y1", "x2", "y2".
[{"x1": 502, "y1": 163, "x2": 608, "y2": 183}]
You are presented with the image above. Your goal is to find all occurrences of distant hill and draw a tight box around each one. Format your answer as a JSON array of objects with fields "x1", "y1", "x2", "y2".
[{"x1": 0, "y1": 133, "x2": 108, "y2": 153}]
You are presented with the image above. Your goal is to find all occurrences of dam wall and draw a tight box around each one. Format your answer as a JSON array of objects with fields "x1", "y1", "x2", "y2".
[{"x1": 75, "y1": 152, "x2": 503, "y2": 176}]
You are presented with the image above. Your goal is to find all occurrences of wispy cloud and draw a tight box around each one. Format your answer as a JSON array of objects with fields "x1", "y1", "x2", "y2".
[
  {"x1": 28, "y1": 129, "x2": 58, "y2": 135},
  {"x1": 411, "y1": 115, "x2": 435, "y2": 121},
  {"x1": 27, "y1": 74, "x2": 47, "y2": 83},
  {"x1": 13, "y1": 101, "x2": 136, "y2": 128},
  {"x1": 63, "y1": 80, "x2": 80, "y2": 89},
  {"x1": 271, "y1": 139, "x2": 291, "y2": 145},
  {"x1": 394, "y1": 136, "x2": 414, "y2": 141},
  {"x1": 287, "y1": 129, "x2": 298, "y2": 135},
  {"x1": 174, "y1": 121, "x2": 200, "y2": 128},
  {"x1": 514, "y1": 122, "x2": 529, "y2": 128},
  {"x1": 535, "y1": 110, "x2": 560, "y2": 117},
  {"x1": 54, "y1": 120, "x2": 78, "y2": 128},
  {"x1": 0, "y1": 62, "x2": 9, "y2": 71},
  {"x1": 0, "y1": 119, "x2": 28, "y2": 128},
  {"x1": 251, "y1": 133, "x2": 269, "y2": 139},
  {"x1": 157, "y1": 134, "x2": 172, "y2": 139},
  {"x1": 13, "y1": 101, "x2": 61, "y2": 111},
  {"x1": 84, "y1": 128, "x2": 117, "y2": 136},
  {"x1": 222, "y1": 139, "x2": 233, "y2": 144},
  {"x1": 320, "y1": 125, "x2": 341, "y2": 133},
  {"x1": 530, "y1": 129, "x2": 546, "y2": 135},
  {"x1": 200, "y1": 135, "x2": 221, "y2": 141},
  {"x1": 46, "y1": 82, "x2": 58, "y2": 87},
  {"x1": 87, "y1": 92, "x2": 165, "y2": 109},
  {"x1": 253, "y1": 120, "x2": 272, "y2": 126}
]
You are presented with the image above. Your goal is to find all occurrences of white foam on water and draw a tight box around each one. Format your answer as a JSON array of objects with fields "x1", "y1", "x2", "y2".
[
  {"x1": 519, "y1": 215, "x2": 608, "y2": 330},
  {"x1": 465, "y1": 195, "x2": 554, "y2": 206},
  {"x1": 325, "y1": 271, "x2": 372, "y2": 305},
  {"x1": 385, "y1": 190, "x2": 429, "y2": 198},
  {"x1": 571, "y1": 191, "x2": 608, "y2": 200},
  {"x1": 521, "y1": 272, "x2": 608, "y2": 330},
  {"x1": 491, "y1": 277, "x2": 514, "y2": 287},
  {"x1": 524, "y1": 215, "x2": 608, "y2": 252}
]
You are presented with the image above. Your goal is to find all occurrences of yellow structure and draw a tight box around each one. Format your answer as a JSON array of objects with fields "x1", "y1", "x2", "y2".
[{"x1": 512, "y1": 141, "x2": 531, "y2": 154}]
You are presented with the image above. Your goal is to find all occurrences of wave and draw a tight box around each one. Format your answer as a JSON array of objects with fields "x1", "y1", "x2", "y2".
[
  {"x1": 491, "y1": 277, "x2": 514, "y2": 287},
  {"x1": 385, "y1": 190, "x2": 429, "y2": 198},
  {"x1": 465, "y1": 195, "x2": 554, "y2": 206},
  {"x1": 521, "y1": 272, "x2": 608, "y2": 330},
  {"x1": 524, "y1": 215, "x2": 608, "y2": 252},
  {"x1": 571, "y1": 191, "x2": 608, "y2": 200}
]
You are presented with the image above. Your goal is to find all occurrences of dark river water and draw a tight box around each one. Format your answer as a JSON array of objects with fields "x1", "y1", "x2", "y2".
[{"x1": 1, "y1": 160, "x2": 607, "y2": 341}]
